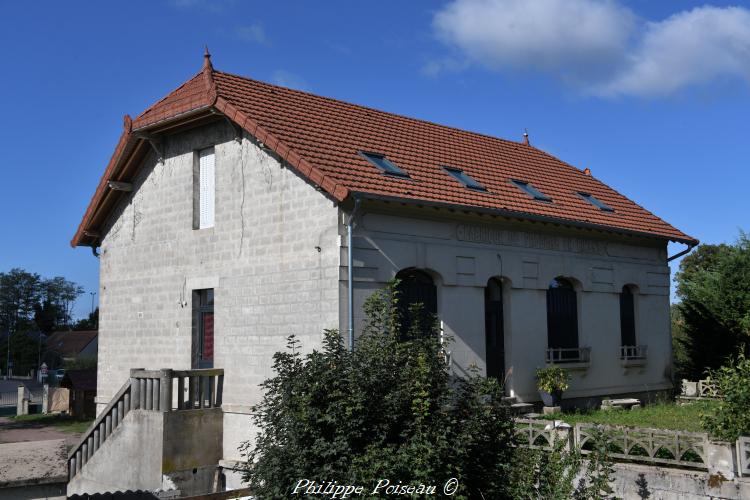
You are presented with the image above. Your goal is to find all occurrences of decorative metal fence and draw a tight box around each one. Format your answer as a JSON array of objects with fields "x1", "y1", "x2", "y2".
[
  {"x1": 0, "y1": 391, "x2": 16, "y2": 406},
  {"x1": 575, "y1": 423, "x2": 709, "y2": 469},
  {"x1": 0, "y1": 388, "x2": 42, "y2": 406}
]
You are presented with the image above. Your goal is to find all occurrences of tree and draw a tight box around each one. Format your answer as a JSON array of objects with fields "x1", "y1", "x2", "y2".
[
  {"x1": 675, "y1": 232, "x2": 750, "y2": 379},
  {"x1": 0, "y1": 268, "x2": 42, "y2": 334},
  {"x1": 0, "y1": 268, "x2": 84, "y2": 335},
  {"x1": 36, "y1": 276, "x2": 84, "y2": 333},
  {"x1": 73, "y1": 307, "x2": 99, "y2": 331},
  {"x1": 1, "y1": 331, "x2": 43, "y2": 376}
]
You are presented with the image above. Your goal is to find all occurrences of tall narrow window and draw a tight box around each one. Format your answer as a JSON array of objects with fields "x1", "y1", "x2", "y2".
[
  {"x1": 620, "y1": 286, "x2": 636, "y2": 347},
  {"x1": 395, "y1": 269, "x2": 437, "y2": 339},
  {"x1": 485, "y1": 278, "x2": 505, "y2": 380},
  {"x1": 547, "y1": 278, "x2": 579, "y2": 360},
  {"x1": 196, "y1": 147, "x2": 215, "y2": 229},
  {"x1": 192, "y1": 289, "x2": 214, "y2": 369}
]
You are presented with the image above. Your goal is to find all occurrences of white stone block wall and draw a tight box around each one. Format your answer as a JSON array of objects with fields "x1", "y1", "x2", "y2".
[{"x1": 97, "y1": 122, "x2": 341, "y2": 461}]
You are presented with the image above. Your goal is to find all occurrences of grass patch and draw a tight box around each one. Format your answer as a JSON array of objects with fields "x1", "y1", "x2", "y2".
[
  {"x1": 540, "y1": 400, "x2": 720, "y2": 433},
  {"x1": 10, "y1": 413, "x2": 93, "y2": 434}
]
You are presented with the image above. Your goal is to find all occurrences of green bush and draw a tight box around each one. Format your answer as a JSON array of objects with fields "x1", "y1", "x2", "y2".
[
  {"x1": 701, "y1": 348, "x2": 750, "y2": 441},
  {"x1": 240, "y1": 281, "x2": 517, "y2": 499}
]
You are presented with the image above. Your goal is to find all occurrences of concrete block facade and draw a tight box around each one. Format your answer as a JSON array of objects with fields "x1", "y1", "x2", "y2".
[{"x1": 97, "y1": 122, "x2": 341, "y2": 460}]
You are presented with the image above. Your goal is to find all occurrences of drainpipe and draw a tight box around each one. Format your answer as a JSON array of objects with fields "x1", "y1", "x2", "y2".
[
  {"x1": 667, "y1": 242, "x2": 697, "y2": 262},
  {"x1": 347, "y1": 198, "x2": 361, "y2": 351}
]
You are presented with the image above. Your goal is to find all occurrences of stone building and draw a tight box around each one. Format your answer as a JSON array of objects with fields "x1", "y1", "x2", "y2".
[{"x1": 69, "y1": 52, "x2": 697, "y2": 494}]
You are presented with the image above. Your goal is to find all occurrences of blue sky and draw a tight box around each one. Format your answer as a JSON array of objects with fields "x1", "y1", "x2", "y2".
[{"x1": 0, "y1": 0, "x2": 747, "y2": 319}]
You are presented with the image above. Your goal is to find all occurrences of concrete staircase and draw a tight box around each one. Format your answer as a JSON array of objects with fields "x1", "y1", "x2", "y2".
[{"x1": 67, "y1": 368, "x2": 224, "y2": 496}]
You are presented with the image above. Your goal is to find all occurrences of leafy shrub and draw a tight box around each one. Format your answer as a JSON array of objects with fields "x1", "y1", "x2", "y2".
[
  {"x1": 536, "y1": 367, "x2": 571, "y2": 393},
  {"x1": 701, "y1": 348, "x2": 750, "y2": 441},
  {"x1": 240, "y1": 281, "x2": 517, "y2": 499}
]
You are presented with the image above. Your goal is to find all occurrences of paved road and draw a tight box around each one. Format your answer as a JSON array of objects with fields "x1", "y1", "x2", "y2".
[{"x1": 0, "y1": 378, "x2": 43, "y2": 393}]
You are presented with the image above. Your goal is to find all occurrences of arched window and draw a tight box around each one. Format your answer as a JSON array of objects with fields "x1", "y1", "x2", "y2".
[
  {"x1": 547, "y1": 278, "x2": 579, "y2": 359},
  {"x1": 620, "y1": 286, "x2": 636, "y2": 347},
  {"x1": 485, "y1": 278, "x2": 505, "y2": 380},
  {"x1": 395, "y1": 269, "x2": 437, "y2": 339}
]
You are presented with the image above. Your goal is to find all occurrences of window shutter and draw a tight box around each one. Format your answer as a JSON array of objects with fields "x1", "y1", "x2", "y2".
[{"x1": 199, "y1": 148, "x2": 215, "y2": 228}]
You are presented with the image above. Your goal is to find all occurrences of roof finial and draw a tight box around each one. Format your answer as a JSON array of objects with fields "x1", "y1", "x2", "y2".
[
  {"x1": 203, "y1": 45, "x2": 213, "y2": 71},
  {"x1": 522, "y1": 128, "x2": 529, "y2": 145}
]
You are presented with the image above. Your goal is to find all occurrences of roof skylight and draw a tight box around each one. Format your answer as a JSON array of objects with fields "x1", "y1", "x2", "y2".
[
  {"x1": 511, "y1": 180, "x2": 551, "y2": 202},
  {"x1": 359, "y1": 152, "x2": 409, "y2": 178},
  {"x1": 443, "y1": 166, "x2": 486, "y2": 191},
  {"x1": 578, "y1": 192, "x2": 614, "y2": 212}
]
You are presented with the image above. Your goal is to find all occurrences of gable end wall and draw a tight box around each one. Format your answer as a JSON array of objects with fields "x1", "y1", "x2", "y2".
[{"x1": 96, "y1": 121, "x2": 341, "y2": 461}]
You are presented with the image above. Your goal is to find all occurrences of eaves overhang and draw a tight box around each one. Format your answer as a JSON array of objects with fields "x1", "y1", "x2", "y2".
[{"x1": 346, "y1": 191, "x2": 700, "y2": 247}]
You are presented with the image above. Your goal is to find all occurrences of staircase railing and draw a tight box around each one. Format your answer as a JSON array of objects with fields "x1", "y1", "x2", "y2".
[{"x1": 68, "y1": 368, "x2": 224, "y2": 481}]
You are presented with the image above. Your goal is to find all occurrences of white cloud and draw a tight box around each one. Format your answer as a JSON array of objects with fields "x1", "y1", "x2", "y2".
[
  {"x1": 236, "y1": 23, "x2": 268, "y2": 45},
  {"x1": 597, "y1": 6, "x2": 750, "y2": 97},
  {"x1": 431, "y1": 0, "x2": 750, "y2": 97},
  {"x1": 433, "y1": 0, "x2": 635, "y2": 79},
  {"x1": 271, "y1": 70, "x2": 310, "y2": 92}
]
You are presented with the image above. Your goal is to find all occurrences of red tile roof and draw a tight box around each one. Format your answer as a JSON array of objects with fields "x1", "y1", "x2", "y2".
[{"x1": 72, "y1": 59, "x2": 697, "y2": 247}]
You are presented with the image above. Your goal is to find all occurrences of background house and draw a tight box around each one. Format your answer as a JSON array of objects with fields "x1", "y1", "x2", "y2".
[{"x1": 44, "y1": 330, "x2": 98, "y2": 369}]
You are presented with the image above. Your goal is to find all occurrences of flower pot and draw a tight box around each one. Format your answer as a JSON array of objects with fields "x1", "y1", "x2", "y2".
[{"x1": 539, "y1": 390, "x2": 563, "y2": 407}]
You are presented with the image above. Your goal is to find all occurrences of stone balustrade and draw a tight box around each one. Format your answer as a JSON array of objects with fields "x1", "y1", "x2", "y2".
[{"x1": 68, "y1": 368, "x2": 223, "y2": 482}]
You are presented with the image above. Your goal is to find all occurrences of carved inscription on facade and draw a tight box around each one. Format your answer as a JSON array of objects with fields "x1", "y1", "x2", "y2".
[{"x1": 456, "y1": 224, "x2": 607, "y2": 255}]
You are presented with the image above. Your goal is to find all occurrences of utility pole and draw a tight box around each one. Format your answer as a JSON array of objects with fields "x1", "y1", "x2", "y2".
[
  {"x1": 90, "y1": 291, "x2": 96, "y2": 316},
  {"x1": 5, "y1": 331, "x2": 10, "y2": 379},
  {"x1": 37, "y1": 331, "x2": 42, "y2": 375}
]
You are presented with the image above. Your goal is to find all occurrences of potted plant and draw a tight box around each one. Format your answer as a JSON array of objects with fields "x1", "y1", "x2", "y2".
[{"x1": 535, "y1": 367, "x2": 570, "y2": 407}]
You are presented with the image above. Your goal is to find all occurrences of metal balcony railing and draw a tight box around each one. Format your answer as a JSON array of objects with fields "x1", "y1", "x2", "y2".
[
  {"x1": 620, "y1": 345, "x2": 648, "y2": 360},
  {"x1": 545, "y1": 347, "x2": 591, "y2": 365}
]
